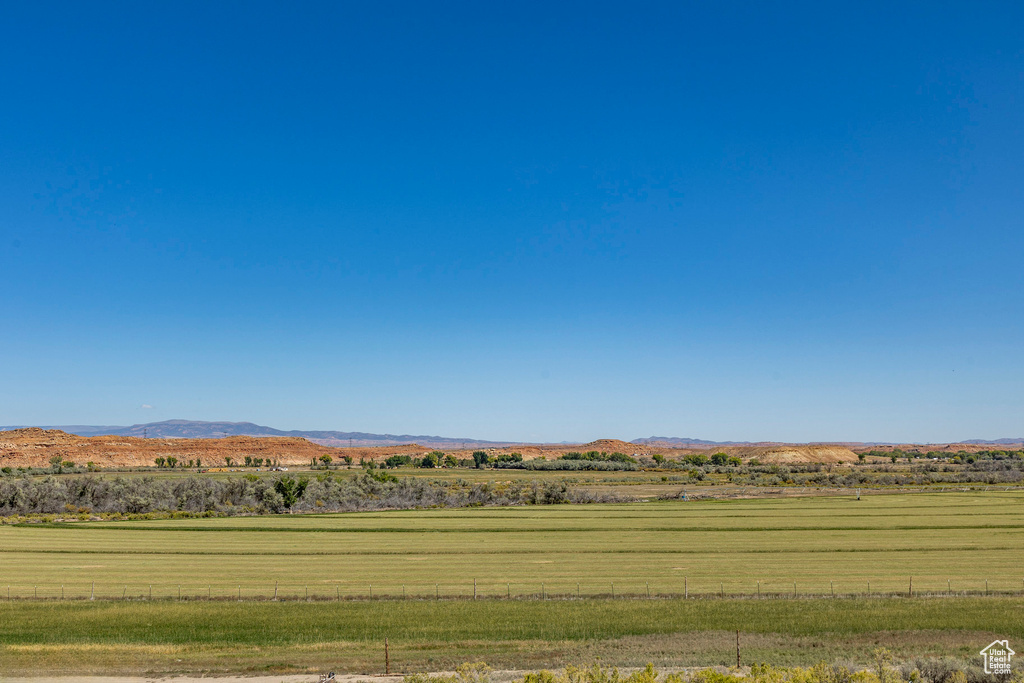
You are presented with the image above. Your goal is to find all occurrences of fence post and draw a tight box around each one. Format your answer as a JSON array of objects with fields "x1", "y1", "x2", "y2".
[
  {"x1": 91, "y1": 582, "x2": 95, "y2": 601},
  {"x1": 178, "y1": 584, "x2": 181, "y2": 601},
  {"x1": 647, "y1": 582, "x2": 650, "y2": 599},
  {"x1": 577, "y1": 582, "x2": 580, "y2": 599},
  {"x1": 720, "y1": 582, "x2": 724, "y2": 598},
  {"x1": 831, "y1": 581, "x2": 834, "y2": 598},
  {"x1": 436, "y1": 583, "x2": 438, "y2": 599},
  {"x1": 793, "y1": 582, "x2": 796, "y2": 598},
  {"x1": 61, "y1": 584, "x2": 64, "y2": 600},
  {"x1": 238, "y1": 585, "x2": 241, "y2": 601},
  {"x1": 274, "y1": 582, "x2": 278, "y2": 600},
  {"x1": 986, "y1": 579, "x2": 989, "y2": 595},
  {"x1": 684, "y1": 577, "x2": 687, "y2": 599},
  {"x1": 757, "y1": 581, "x2": 760, "y2": 598},
  {"x1": 385, "y1": 637, "x2": 390, "y2": 675},
  {"x1": 507, "y1": 583, "x2": 510, "y2": 599},
  {"x1": 150, "y1": 584, "x2": 152, "y2": 600},
  {"x1": 403, "y1": 584, "x2": 406, "y2": 599},
  {"x1": 473, "y1": 578, "x2": 476, "y2": 600},
  {"x1": 736, "y1": 630, "x2": 741, "y2": 668},
  {"x1": 909, "y1": 576, "x2": 912, "y2": 597},
  {"x1": 611, "y1": 582, "x2": 614, "y2": 598},
  {"x1": 542, "y1": 582, "x2": 545, "y2": 599},
  {"x1": 369, "y1": 584, "x2": 372, "y2": 599}
]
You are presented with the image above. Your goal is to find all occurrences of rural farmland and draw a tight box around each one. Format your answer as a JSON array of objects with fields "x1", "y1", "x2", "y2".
[
  {"x1": 1, "y1": 491, "x2": 1023, "y2": 674},
  {"x1": 1, "y1": 491, "x2": 1021, "y2": 598}
]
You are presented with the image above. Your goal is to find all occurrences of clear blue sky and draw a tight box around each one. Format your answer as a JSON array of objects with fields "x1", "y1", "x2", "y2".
[{"x1": 2, "y1": 2, "x2": 1023, "y2": 443}]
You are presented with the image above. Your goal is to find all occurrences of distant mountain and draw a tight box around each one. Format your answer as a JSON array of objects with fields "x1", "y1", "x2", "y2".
[
  {"x1": 959, "y1": 438, "x2": 1024, "y2": 445},
  {"x1": 0, "y1": 419, "x2": 526, "y2": 449},
  {"x1": 4, "y1": 421, "x2": 1022, "y2": 449},
  {"x1": 631, "y1": 436, "x2": 746, "y2": 446},
  {"x1": 632, "y1": 436, "x2": 1024, "y2": 448}
]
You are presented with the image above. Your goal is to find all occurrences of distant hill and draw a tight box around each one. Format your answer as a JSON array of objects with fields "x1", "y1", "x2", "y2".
[
  {"x1": 960, "y1": 438, "x2": 1024, "y2": 445},
  {"x1": 631, "y1": 436, "x2": 756, "y2": 447},
  {"x1": 0, "y1": 419, "x2": 525, "y2": 449},
  {"x1": 3, "y1": 421, "x2": 1021, "y2": 450}
]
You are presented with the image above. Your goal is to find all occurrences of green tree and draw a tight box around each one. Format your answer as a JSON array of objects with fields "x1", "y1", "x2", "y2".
[
  {"x1": 420, "y1": 452, "x2": 442, "y2": 468},
  {"x1": 342, "y1": 455, "x2": 353, "y2": 466},
  {"x1": 154, "y1": 457, "x2": 165, "y2": 468},
  {"x1": 472, "y1": 451, "x2": 489, "y2": 468},
  {"x1": 651, "y1": 453, "x2": 665, "y2": 464},
  {"x1": 319, "y1": 454, "x2": 332, "y2": 468},
  {"x1": 49, "y1": 455, "x2": 64, "y2": 473},
  {"x1": 710, "y1": 452, "x2": 728, "y2": 466},
  {"x1": 166, "y1": 456, "x2": 178, "y2": 469},
  {"x1": 858, "y1": 453, "x2": 866, "y2": 463},
  {"x1": 384, "y1": 455, "x2": 412, "y2": 469},
  {"x1": 444, "y1": 454, "x2": 458, "y2": 468},
  {"x1": 274, "y1": 476, "x2": 308, "y2": 510}
]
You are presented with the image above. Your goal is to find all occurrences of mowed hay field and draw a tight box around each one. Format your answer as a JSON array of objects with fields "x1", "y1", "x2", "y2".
[
  {"x1": 2, "y1": 491, "x2": 1024, "y2": 674},
  {"x1": 1, "y1": 491, "x2": 1022, "y2": 598}
]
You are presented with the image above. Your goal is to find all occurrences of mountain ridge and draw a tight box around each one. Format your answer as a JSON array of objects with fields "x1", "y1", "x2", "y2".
[
  {"x1": 2, "y1": 421, "x2": 1021, "y2": 449},
  {"x1": 0, "y1": 420, "x2": 526, "y2": 449}
]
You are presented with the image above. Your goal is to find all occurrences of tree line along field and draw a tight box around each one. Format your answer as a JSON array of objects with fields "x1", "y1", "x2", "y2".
[{"x1": 0, "y1": 492, "x2": 1022, "y2": 599}]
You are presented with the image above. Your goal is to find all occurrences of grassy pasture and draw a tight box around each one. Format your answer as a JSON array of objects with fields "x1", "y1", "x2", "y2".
[
  {"x1": 1, "y1": 597, "x2": 1022, "y2": 674},
  {"x1": 0, "y1": 491, "x2": 1022, "y2": 599}
]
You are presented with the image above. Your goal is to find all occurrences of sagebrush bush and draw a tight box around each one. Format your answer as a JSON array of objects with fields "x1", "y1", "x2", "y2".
[
  {"x1": 0, "y1": 472, "x2": 621, "y2": 516},
  {"x1": 406, "y1": 659, "x2": 1020, "y2": 683}
]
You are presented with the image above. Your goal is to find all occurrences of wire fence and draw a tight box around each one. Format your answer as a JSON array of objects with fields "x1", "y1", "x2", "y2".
[{"x1": 3, "y1": 578, "x2": 1023, "y2": 602}]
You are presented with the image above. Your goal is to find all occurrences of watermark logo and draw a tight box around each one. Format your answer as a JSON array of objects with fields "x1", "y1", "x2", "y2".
[{"x1": 980, "y1": 640, "x2": 1014, "y2": 675}]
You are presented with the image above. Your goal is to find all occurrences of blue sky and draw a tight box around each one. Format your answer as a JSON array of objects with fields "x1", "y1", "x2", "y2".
[{"x1": 2, "y1": 2, "x2": 1023, "y2": 442}]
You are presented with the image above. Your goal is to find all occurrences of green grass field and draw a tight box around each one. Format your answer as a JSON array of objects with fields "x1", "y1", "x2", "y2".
[
  {"x1": 1, "y1": 491, "x2": 1021, "y2": 599},
  {"x1": 1, "y1": 597, "x2": 1022, "y2": 674}
]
